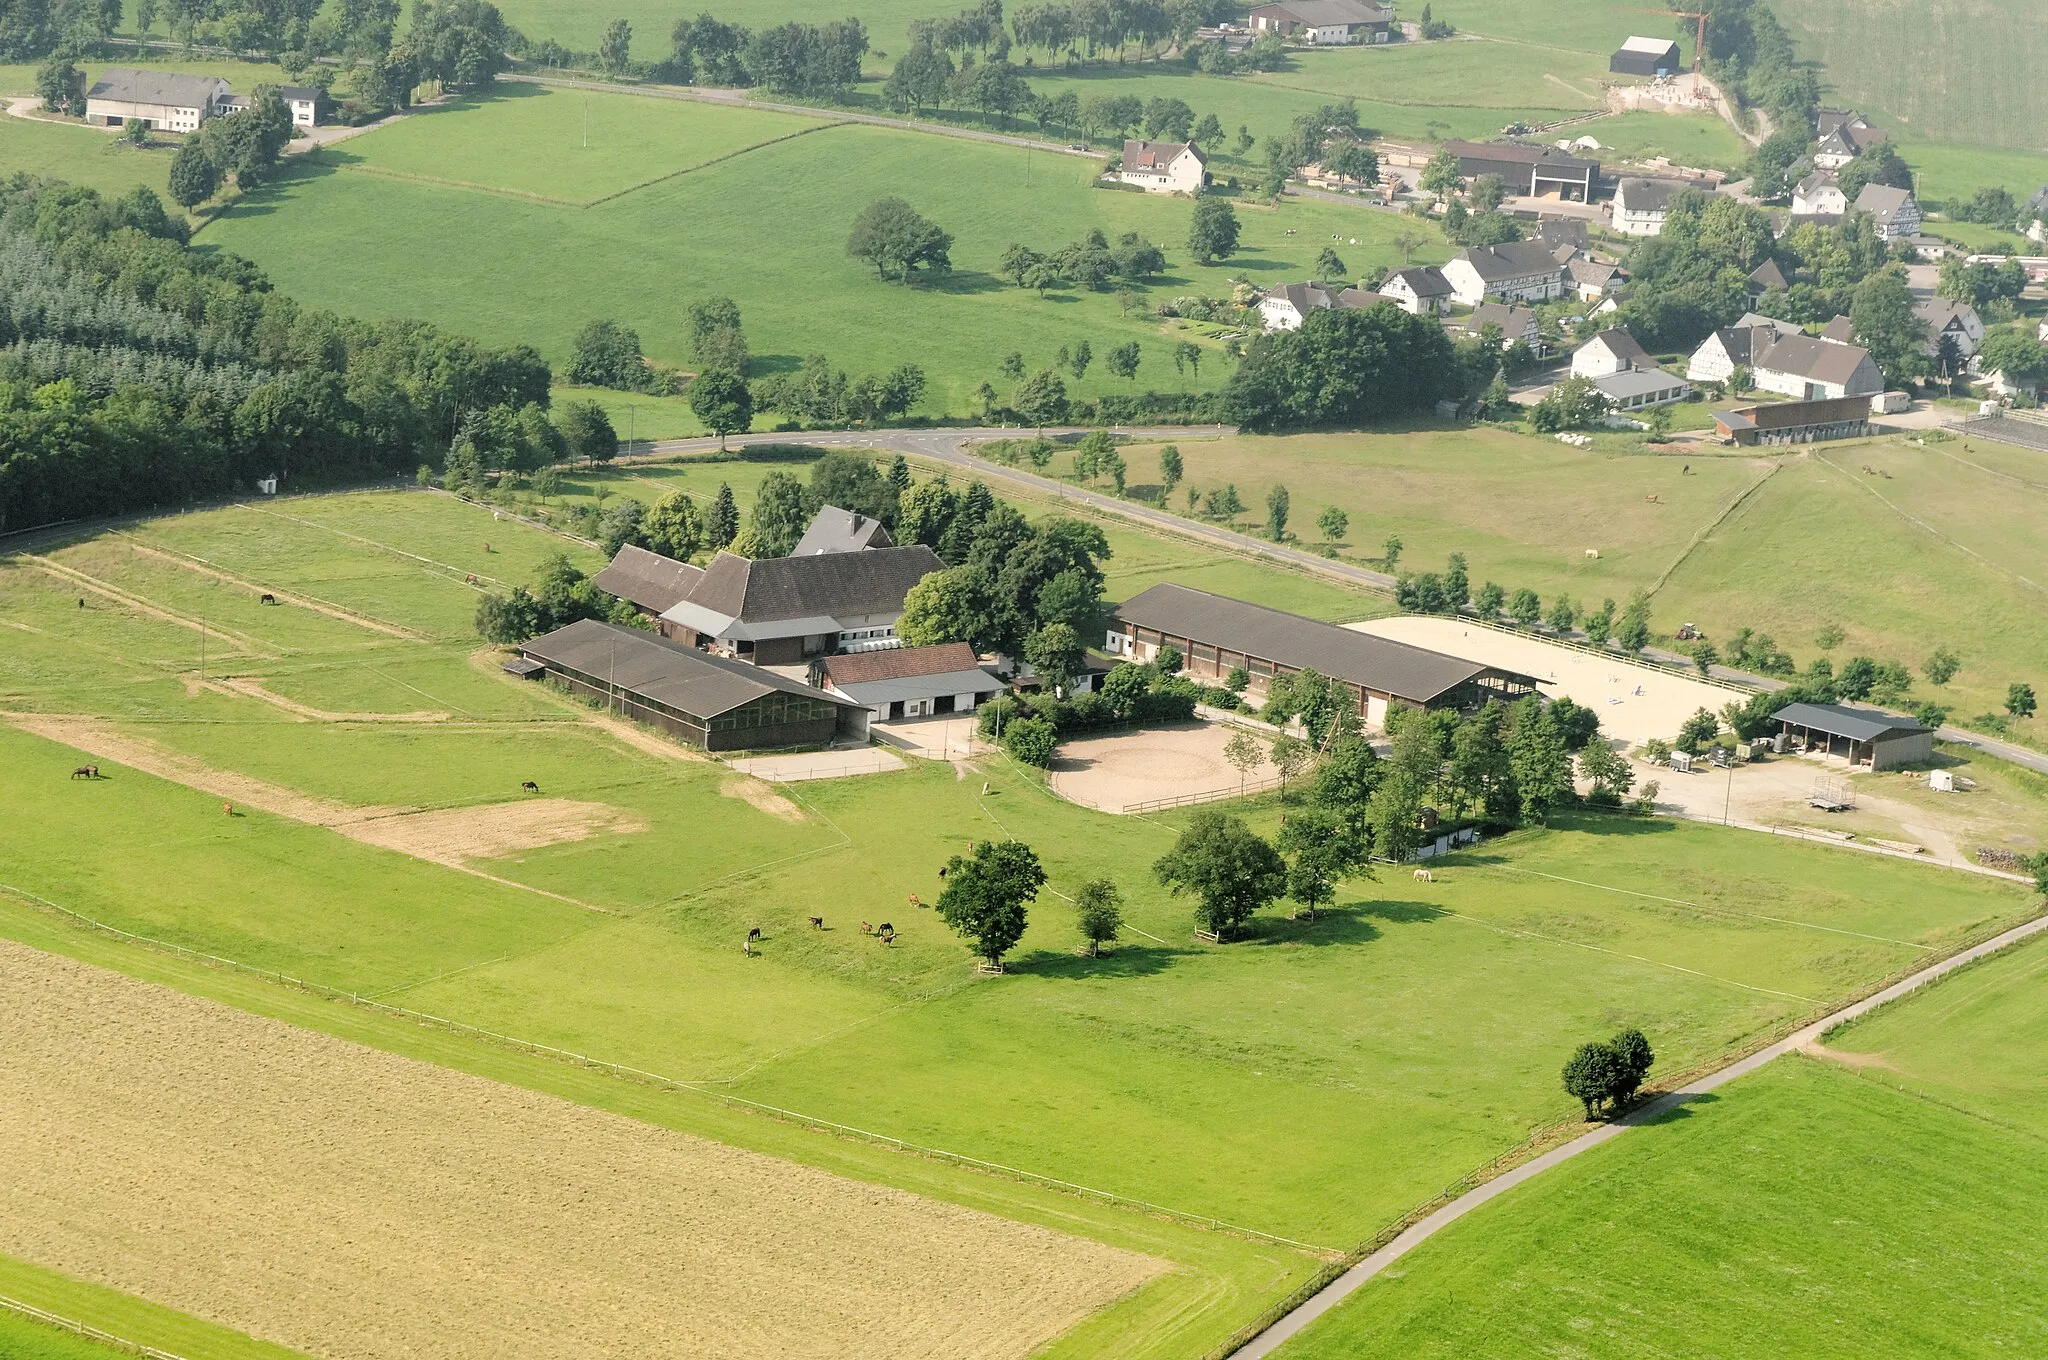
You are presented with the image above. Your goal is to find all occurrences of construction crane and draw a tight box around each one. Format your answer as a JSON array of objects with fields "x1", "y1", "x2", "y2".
[{"x1": 1649, "y1": 8, "x2": 1709, "y2": 96}]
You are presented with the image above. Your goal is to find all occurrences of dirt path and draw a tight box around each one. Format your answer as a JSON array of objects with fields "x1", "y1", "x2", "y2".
[
  {"x1": 114, "y1": 534, "x2": 425, "y2": 640},
  {"x1": 1229, "y1": 907, "x2": 2048, "y2": 1358},
  {"x1": 206, "y1": 676, "x2": 448, "y2": 724},
  {"x1": 0, "y1": 941, "x2": 1162, "y2": 1360},
  {"x1": 25, "y1": 555, "x2": 272, "y2": 656}
]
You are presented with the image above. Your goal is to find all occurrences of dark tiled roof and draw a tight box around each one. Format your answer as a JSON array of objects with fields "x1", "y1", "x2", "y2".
[
  {"x1": 1112, "y1": 583, "x2": 1533, "y2": 705},
  {"x1": 682, "y1": 544, "x2": 943, "y2": 623},
  {"x1": 1123, "y1": 139, "x2": 1204, "y2": 170},
  {"x1": 793, "y1": 505, "x2": 893, "y2": 556},
  {"x1": 1819, "y1": 315, "x2": 1856, "y2": 343},
  {"x1": 819, "y1": 643, "x2": 983, "y2": 684},
  {"x1": 1755, "y1": 331, "x2": 1874, "y2": 386},
  {"x1": 1749, "y1": 259, "x2": 1789, "y2": 290},
  {"x1": 1772, "y1": 701, "x2": 1929, "y2": 743},
  {"x1": 1462, "y1": 302, "x2": 1539, "y2": 337},
  {"x1": 1385, "y1": 265, "x2": 1453, "y2": 297},
  {"x1": 1585, "y1": 327, "x2": 1651, "y2": 368},
  {"x1": 1614, "y1": 177, "x2": 1681, "y2": 213},
  {"x1": 85, "y1": 68, "x2": 225, "y2": 107},
  {"x1": 1454, "y1": 239, "x2": 1567, "y2": 282},
  {"x1": 1854, "y1": 183, "x2": 1916, "y2": 223},
  {"x1": 592, "y1": 544, "x2": 704, "y2": 613},
  {"x1": 519, "y1": 619, "x2": 858, "y2": 719}
]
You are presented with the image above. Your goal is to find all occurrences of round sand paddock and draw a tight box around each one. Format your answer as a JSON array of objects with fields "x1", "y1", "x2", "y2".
[{"x1": 1047, "y1": 721, "x2": 1257, "y2": 812}]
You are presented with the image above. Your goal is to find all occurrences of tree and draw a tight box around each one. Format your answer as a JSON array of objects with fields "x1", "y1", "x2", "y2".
[
  {"x1": 1172, "y1": 340, "x2": 1202, "y2": 385},
  {"x1": 1187, "y1": 198, "x2": 1240, "y2": 265},
  {"x1": 1024, "y1": 622, "x2": 1083, "y2": 694},
  {"x1": 1507, "y1": 587, "x2": 1541, "y2": 628},
  {"x1": 1848, "y1": 269, "x2": 1928, "y2": 383},
  {"x1": 1421, "y1": 147, "x2": 1464, "y2": 204},
  {"x1": 1578, "y1": 740, "x2": 1635, "y2": 805},
  {"x1": 1314, "y1": 245, "x2": 1346, "y2": 280},
  {"x1": 1154, "y1": 810, "x2": 1287, "y2": 939},
  {"x1": 1159, "y1": 444, "x2": 1183, "y2": 495},
  {"x1": 1276, "y1": 808, "x2": 1363, "y2": 921},
  {"x1": 567, "y1": 318, "x2": 646, "y2": 390},
  {"x1": 2008, "y1": 683, "x2": 2038, "y2": 720},
  {"x1": 1382, "y1": 535, "x2": 1403, "y2": 571},
  {"x1": 1224, "y1": 729, "x2": 1264, "y2": 791},
  {"x1": 36, "y1": 56, "x2": 79, "y2": 114},
  {"x1": 599, "y1": 17, "x2": 631, "y2": 73},
  {"x1": 1106, "y1": 341, "x2": 1141, "y2": 386},
  {"x1": 1676, "y1": 706, "x2": 1720, "y2": 754},
  {"x1": 597, "y1": 497, "x2": 649, "y2": 555},
  {"x1": 937, "y1": 840, "x2": 1046, "y2": 970},
  {"x1": 1317, "y1": 505, "x2": 1347, "y2": 545},
  {"x1": 1269, "y1": 732, "x2": 1312, "y2": 792},
  {"x1": 168, "y1": 139, "x2": 222, "y2": 209},
  {"x1": 1014, "y1": 369, "x2": 1069, "y2": 425},
  {"x1": 846, "y1": 197, "x2": 954, "y2": 282},
  {"x1": 556, "y1": 399, "x2": 618, "y2": 464},
  {"x1": 1508, "y1": 701, "x2": 1572, "y2": 823},
  {"x1": 1925, "y1": 647, "x2": 1960, "y2": 685},
  {"x1": 1069, "y1": 340, "x2": 1092, "y2": 380},
  {"x1": 1003, "y1": 715, "x2": 1058, "y2": 766},
  {"x1": 688, "y1": 368, "x2": 752, "y2": 448},
  {"x1": 706, "y1": 483, "x2": 739, "y2": 549},
  {"x1": 643, "y1": 491, "x2": 701, "y2": 560},
  {"x1": 1980, "y1": 329, "x2": 2048, "y2": 393},
  {"x1": 1561, "y1": 1040, "x2": 1622, "y2": 1119},
  {"x1": 1073, "y1": 878, "x2": 1124, "y2": 955},
  {"x1": 1616, "y1": 593, "x2": 1652, "y2": 652},
  {"x1": 899, "y1": 565, "x2": 984, "y2": 646},
  {"x1": 748, "y1": 469, "x2": 812, "y2": 556},
  {"x1": 1191, "y1": 112, "x2": 1223, "y2": 147}
]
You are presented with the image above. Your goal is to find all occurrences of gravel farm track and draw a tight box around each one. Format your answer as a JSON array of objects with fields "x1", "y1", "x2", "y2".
[{"x1": 0, "y1": 942, "x2": 1161, "y2": 1360}]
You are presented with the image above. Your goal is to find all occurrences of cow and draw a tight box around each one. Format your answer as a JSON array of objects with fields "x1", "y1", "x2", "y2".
[
  {"x1": 860, "y1": 921, "x2": 874, "y2": 935},
  {"x1": 521, "y1": 780, "x2": 540, "y2": 794},
  {"x1": 1413, "y1": 868, "x2": 1434, "y2": 882}
]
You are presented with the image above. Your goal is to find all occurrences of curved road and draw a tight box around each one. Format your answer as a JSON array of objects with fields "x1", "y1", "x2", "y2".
[{"x1": 1231, "y1": 904, "x2": 2048, "y2": 1358}]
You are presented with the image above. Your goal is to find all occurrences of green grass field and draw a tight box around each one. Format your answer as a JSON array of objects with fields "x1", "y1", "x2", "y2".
[
  {"x1": 0, "y1": 115, "x2": 178, "y2": 201},
  {"x1": 199, "y1": 86, "x2": 1452, "y2": 415},
  {"x1": 1272, "y1": 1055, "x2": 2048, "y2": 1358},
  {"x1": 0, "y1": 1253, "x2": 308, "y2": 1360},
  {"x1": 1580, "y1": 109, "x2": 1751, "y2": 171}
]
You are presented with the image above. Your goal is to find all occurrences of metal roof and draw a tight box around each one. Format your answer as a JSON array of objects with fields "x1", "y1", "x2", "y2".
[
  {"x1": 1593, "y1": 368, "x2": 1687, "y2": 400},
  {"x1": 1771, "y1": 701, "x2": 1930, "y2": 743},
  {"x1": 1618, "y1": 34, "x2": 1681, "y2": 55},
  {"x1": 1251, "y1": 0, "x2": 1394, "y2": 24},
  {"x1": 1112, "y1": 583, "x2": 1533, "y2": 704},
  {"x1": 664, "y1": 544, "x2": 943, "y2": 633},
  {"x1": 828, "y1": 669, "x2": 1007, "y2": 706},
  {"x1": 84, "y1": 68, "x2": 227, "y2": 109},
  {"x1": 793, "y1": 505, "x2": 893, "y2": 556},
  {"x1": 1753, "y1": 331, "x2": 1877, "y2": 388},
  {"x1": 518, "y1": 619, "x2": 859, "y2": 719},
  {"x1": 591, "y1": 545, "x2": 704, "y2": 614}
]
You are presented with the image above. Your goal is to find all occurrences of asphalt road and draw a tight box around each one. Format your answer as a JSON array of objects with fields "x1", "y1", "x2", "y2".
[{"x1": 1230, "y1": 903, "x2": 2048, "y2": 1358}]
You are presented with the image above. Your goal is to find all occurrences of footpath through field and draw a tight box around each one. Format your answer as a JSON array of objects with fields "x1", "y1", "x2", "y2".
[{"x1": 1229, "y1": 905, "x2": 2048, "y2": 1358}]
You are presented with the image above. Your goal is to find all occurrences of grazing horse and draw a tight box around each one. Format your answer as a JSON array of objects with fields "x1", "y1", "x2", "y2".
[
  {"x1": 747, "y1": 926, "x2": 762, "y2": 942},
  {"x1": 223, "y1": 802, "x2": 235, "y2": 816},
  {"x1": 1413, "y1": 868, "x2": 1433, "y2": 883},
  {"x1": 877, "y1": 923, "x2": 896, "y2": 944},
  {"x1": 807, "y1": 915, "x2": 823, "y2": 930},
  {"x1": 860, "y1": 921, "x2": 874, "y2": 935},
  {"x1": 907, "y1": 893, "x2": 921, "y2": 909},
  {"x1": 70, "y1": 766, "x2": 95, "y2": 779},
  {"x1": 259, "y1": 593, "x2": 276, "y2": 605},
  {"x1": 521, "y1": 780, "x2": 540, "y2": 793}
]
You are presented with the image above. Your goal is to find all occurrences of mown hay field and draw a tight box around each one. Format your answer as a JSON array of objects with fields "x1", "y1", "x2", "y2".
[{"x1": 0, "y1": 941, "x2": 1162, "y2": 1360}]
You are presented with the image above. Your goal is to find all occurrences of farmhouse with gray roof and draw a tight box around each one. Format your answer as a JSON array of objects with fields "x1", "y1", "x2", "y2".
[
  {"x1": 84, "y1": 68, "x2": 231, "y2": 133},
  {"x1": 659, "y1": 545, "x2": 943, "y2": 665}
]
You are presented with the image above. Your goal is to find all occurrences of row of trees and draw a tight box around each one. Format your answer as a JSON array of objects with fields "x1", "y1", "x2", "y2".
[
  {"x1": 999, "y1": 228, "x2": 1164, "y2": 295},
  {"x1": 0, "y1": 176, "x2": 550, "y2": 533},
  {"x1": 652, "y1": 13, "x2": 868, "y2": 97}
]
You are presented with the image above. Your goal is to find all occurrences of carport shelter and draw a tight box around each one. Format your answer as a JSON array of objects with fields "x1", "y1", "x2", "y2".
[
  {"x1": 1771, "y1": 701, "x2": 1933, "y2": 770},
  {"x1": 518, "y1": 618, "x2": 868, "y2": 750},
  {"x1": 1108, "y1": 583, "x2": 1539, "y2": 729},
  {"x1": 812, "y1": 643, "x2": 1006, "y2": 720}
]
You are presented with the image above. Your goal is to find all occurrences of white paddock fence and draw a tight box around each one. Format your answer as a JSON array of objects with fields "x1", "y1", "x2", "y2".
[{"x1": 0, "y1": 1293, "x2": 190, "y2": 1359}]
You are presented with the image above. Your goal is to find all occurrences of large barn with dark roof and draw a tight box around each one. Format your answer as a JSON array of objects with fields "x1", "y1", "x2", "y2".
[{"x1": 658, "y1": 545, "x2": 944, "y2": 665}]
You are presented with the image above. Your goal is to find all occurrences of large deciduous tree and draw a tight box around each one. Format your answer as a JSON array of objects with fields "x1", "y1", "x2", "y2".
[
  {"x1": 937, "y1": 839, "x2": 1047, "y2": 970},
  {"x1": 1153, "y1": 810, "x2": 1286, "y2": 938},
  {"x1": 846, "y1": 197, "x2": 954, "y2": 282}
]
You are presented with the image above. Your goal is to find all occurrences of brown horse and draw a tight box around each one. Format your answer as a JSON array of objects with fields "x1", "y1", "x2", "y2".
[{"x1": 70, "y1": 765, "x2": 96, "y2": 779}]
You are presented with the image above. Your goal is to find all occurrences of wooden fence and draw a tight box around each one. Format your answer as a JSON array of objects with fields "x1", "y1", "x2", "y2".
[
  {"x1": 0, "y1": 1293, "x2": 189, "y2": 1360},
  {"x1": 1125, "y1": 773, "x2": 1291, "y2": 813}
]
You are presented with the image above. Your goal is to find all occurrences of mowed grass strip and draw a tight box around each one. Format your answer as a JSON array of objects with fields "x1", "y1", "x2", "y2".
[
  {"x1": 1271, "y1": 1057, "x2": 2048, "y2": 1359},
  {"x1": 334, "y1": 83, "x2": 834, "y2": 204},
  {"x1": 0, "y1": 1255, "x2": 309, "y2": 1360}
]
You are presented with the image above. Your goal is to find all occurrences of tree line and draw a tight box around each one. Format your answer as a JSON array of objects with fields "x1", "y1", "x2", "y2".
[{"x1": 0, "y1": 176, "x2": 549, "y2": 534}]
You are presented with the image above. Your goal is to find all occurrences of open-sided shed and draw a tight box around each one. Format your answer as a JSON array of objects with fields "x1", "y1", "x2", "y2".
[{"x1": 1772, "y1": 701, "x2": 1934, "y2": 771}]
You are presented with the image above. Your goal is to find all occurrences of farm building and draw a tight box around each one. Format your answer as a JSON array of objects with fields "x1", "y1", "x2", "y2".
[
  {"x1": 1748, "y1": 332, "x2": 1884, "y2": 401},
  {"x1": 1447, "y1": 302, "x2": 1541, "y2": 349},
  {"x1": 1685, "y1": 312, "x2": 1803, "y2": 383},
  {"x1": 1442, "y1": 141, "x2": 1600, "y2": 201},
  {"x1": 1713, "y1": 395, "x2": 1872, "y2": 445},
  {"x1": 1106, "y1": 583, "x2": 1538, "y2": 730},
  {"x1": 1771, "y1": 701, "x2": 1933, "y2": 771},
  {"x1": 1247, "y1": 0, "x2": 1394, "y2": 44},
  {"x1": 1442, "y1": 240, "x2": 1568, "y2": 306},
  {"x1": 1572, "y1": 327, "x2": 1654, "y2": 379},
  {"x1": 811, "y1": 643, "x2": 1006, "y2": 722},
  {"x1": 1593, "y1": 368, "x2": 1690, "y2": 410},
  {"x1": 1611, "y1": 177, "x2": 1683, "y2": 236},
  {"x1": 658, "y1": 545, "x2": 943, "y2": 665},
  {"x1": 83, "y1": 68, "x2": 231, "y2": 132},
  {"x1": 793, "y1": 505, "x2": 893, "y2": 556},
  {"x1": 592, "y1": 544, "x2": 704, "y2": 623},
  {"x1": 1813, "y1": 110, "x2": 1885, "y2": 168},
  {"x1": 1379, "y1": 266, "x2": 1455, "y2": 315},
  {"x1": 1609, "y1": 35, "x2": 1682, "y2": 76},
  {"x1": 516, "y1": 619, "x2": 868, "y2": 751},
  {"x1": 1116, "y1": 139, "x2": 1206, "y2": 194},
  {"x1": 1259, "y1": 281, "x2": 1392, "y2": 329}
]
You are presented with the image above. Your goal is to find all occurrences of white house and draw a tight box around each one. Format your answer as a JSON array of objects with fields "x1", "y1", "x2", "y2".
[
  {"x1": 2024, "y1": 187, "x2": 2048, "y2": 245},
  {"x1": 1116, "y1": 139, "x2": 1206, "y2": 194},
  {"x1": 1247, "y1": 0, "x2": 1394, "y2": 44},
  {"x1": 1611, "y1": 177, "x2": 1680, "y2": 237},
  {"x1": 1593, "y1": 369, "x2": 1691, "y2": 411},
  {"x1": 1441, "y1": 240, "x2": 1567, "y2": 306},
  {"x1": 1259, "y1": 282, "x2": 1389, "y2": 330},
  {"x1": 1572, "y1": 327, "x2": 1654, "y2": 380},
  {"x1": 811, "y1": 643, "x2": 1006, "y2": 723},
  {"x1": 1853, "y1": 183, "x2": 1921, "y2": 240},
  {"x1": 83, "y1": 68, "x2": 231, "y2": 133},
  {"x1": 1916, "y1": 298, "x2": 1983, "y2": 360},
  {"x1": 1813, "y1": 110, "x2": 1885, "y2": 170},
  {"x1": 1750, "y1": 333, "x2": 1885, "y2": 401},
  {"x1": 275, "y1": 84, "x2": 324, "y2": 127},
  {"x1": 1685, "y1": 313, "x2": 1802, "y2": 384},
  {"x1": 1792, "y1": 171, "x2": 1847, "y2": 218},
  {"x1": 1380, "y1": 266, "x2": 1455, "y2": 316}
]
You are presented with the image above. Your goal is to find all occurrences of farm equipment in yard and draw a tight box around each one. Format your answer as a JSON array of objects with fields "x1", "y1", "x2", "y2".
[
  {"x1": 1674, "y1": 623, "x2": 1705, "y2": 641},
  {"x1": 1810, "y1": 776, "x2": 1854, "y2": 812}
]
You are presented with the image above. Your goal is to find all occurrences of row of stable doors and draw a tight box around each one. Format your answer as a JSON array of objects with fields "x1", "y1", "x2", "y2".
[{"x1": 887, "y1": 695, "x2": 960, "y2": 719}]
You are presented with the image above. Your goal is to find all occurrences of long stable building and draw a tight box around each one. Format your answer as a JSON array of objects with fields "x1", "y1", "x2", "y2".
[
  {"x1": 1107, "y1": 584, "x2": 1538, "y2": 728},
  {"x1": 515, "y1": 619, "x2": 867, "y2": 751}
]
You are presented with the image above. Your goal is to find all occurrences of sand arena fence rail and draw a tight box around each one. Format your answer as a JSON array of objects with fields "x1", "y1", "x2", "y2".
[{"x1": 0, "y1": 1292, "x2": 191, "y2": 1360}]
